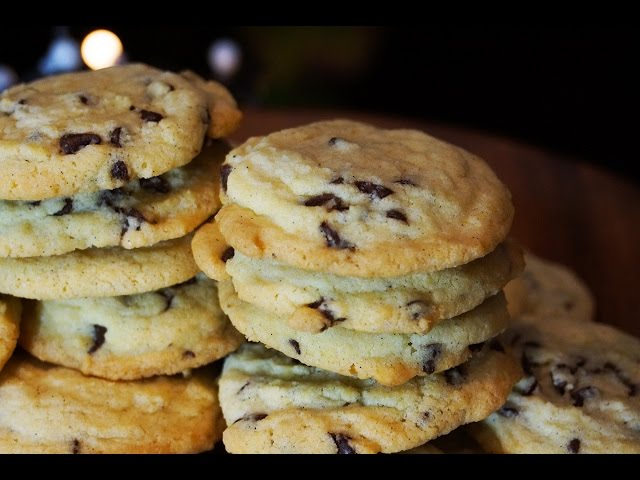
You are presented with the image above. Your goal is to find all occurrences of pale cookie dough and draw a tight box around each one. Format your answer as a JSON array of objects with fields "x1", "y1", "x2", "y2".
[
  {"x1": 470, "y1": 317, "x2": 640, "y2": 453},
  {"x1": 218, "y1": 281, "x2": 510, "y2": 386},
  {"x1": 219, "y1": 343, "x2": 520, "y2": 453},
  {"x1": 0, "y1": 234, "x2": 198, "y2": 300},
  {"x1": 504, "y1": 251, "x2": 595, "y2": 323},
  {"x1": 0, "y1": 140, "x2": 227, "y2": 258},
  {"x1": 0, "y1": 352, "x2": 223, "y2": 453},
  {"x1": 218, "y1": 120, "x2": 514, "y2": 277},
  {"x1": 225, "y1": 239, "x2": 523, "y2": 333},
  {"x1": 20, "y1": 274, "x2": 244, "y2": 380},
  {"x1": 0, "y1": 64, "x2": 240, "y2": 200},
  {"x1": 0, "y1": 295, "x2": 21, "y2": 372}
]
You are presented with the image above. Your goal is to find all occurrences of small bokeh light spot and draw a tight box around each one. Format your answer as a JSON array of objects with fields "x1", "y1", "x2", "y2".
[
  {"x1": 38, "y1": 35, "x2": 82, "y2": 75},
  {"x1": 81, "y1": 30, "x2": 123, "y2": 70},
  {"x1": 208, "y1": 38, "x2": 241, "y2": 80},
  {"x1": 0, "y1": 65, "x2": 18, "y2": 92}
]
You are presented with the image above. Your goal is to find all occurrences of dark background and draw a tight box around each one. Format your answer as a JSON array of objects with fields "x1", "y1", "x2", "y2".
[{"x1": 1, "y1": 26, "x2": 637, "y2": 182}]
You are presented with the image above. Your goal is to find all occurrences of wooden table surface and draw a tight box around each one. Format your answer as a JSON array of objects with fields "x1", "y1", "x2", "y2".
[{"x1": 232, "y1": 108, "x2": 640, "y2": 337}]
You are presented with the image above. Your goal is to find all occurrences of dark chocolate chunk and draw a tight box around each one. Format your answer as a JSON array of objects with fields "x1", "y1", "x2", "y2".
[
  {"x1": 183, "y1": 350, "x2": 196, "y2": 359},
  {"x1": 329, "y1": 433, "x2": 357, "y2": 454},
  {"x1": 60, "y1": 133, "x2": 102, "y2": 154},
  {"x1": 497, "y1": 403, "x2": 519, "y2": 418},
  {"x1": 52, "y1": 198, "x2": 73, "y2": 216},
  {"x1": 567, "y1": 438, "x2": 581, "y2": 454},
  {"x1": 87, "y1": 324, "x2": 107, "y2": 354},
  {"x1": 570, "y1": 386, "x2": 599, "y2": 407},
  {"x1": 17, "y1": 98, "x2": 27, "y2": 105},
  {"x1": 468, "y1": 342, "x2": 485, "y2": 353},
  {"x1": 220, "y1": 164, "x2": 232, "y2": 192},
  {"x1": 421, "y1": 343, "x2": 442, "y2": 374},
  {"x1": 489, "y1": 339, "x2": 505, "y2": 353},
  {"x1": 329, "y1": 177, "x2": 344, "y2": 185},
  {"x1": 444, "y1": 365, "x2": 466, "y2": 386},
  {"x1": 303, "y1": 193, "x2": 348, "y2": 212},
  {"x1": 289, "y1": 339, "x2": 301, "y2": 355},
  {"x1": 71, "y1": 439, "x2": 81, "y2": 454},
  {"x1": 406, "y1": 300, "x2": 431, "y2": 321},
  {"x1": 307, "y1": 298, "x2": 345, "y2": 328},
  {"x1": 109, "y1": 127, "x2": 122, "y2": 147},
  {"x1": 319, "y1": 222, "x2": 355, "y2": 250},
  {"x1": 139, "y1": 176, "x2": 171, "y2": 194},
  {"x1": 394, "y1": 178, "x2": 418, "y2": 186},
  {"x1": 221, "y1": 247, "x2": 235, "y2": 263},
  {"x1": 354, "y1": 181, "x2": 394, "y2": 199},
  {"x1": 78, "y1": 95, "x2": 89, "y2": 105},
  {"x1": 386, "y1": 209, "x2": 408, "y2": 224},
  {"x1": 110, "y1": 160, "x2": 129, "y2": 181},
  {"x1": 129, "y1": 105, "x2": 136, "y2": 111},
  {"x1": 140, "y1": 109, "x2": 163, "y2": 123},
  {"x1": 515, "y1": 376, "x2": 539, "y2": 396}
]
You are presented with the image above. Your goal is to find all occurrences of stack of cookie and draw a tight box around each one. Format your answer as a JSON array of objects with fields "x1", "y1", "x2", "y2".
[
  {"x1": 193, "y1": 120, "x2": 525, "y2": 453},
  {"x1": 0, "y1": 64, "x2": 244, "y2": 453}
]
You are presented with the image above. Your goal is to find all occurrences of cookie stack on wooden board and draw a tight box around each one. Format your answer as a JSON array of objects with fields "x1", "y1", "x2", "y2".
[
  {"x1": 193, "y1": 119, "x2": 525, "y2": 453},
  {"x1": 0, "y1": 64, "x2": 244, "y2": 453}
]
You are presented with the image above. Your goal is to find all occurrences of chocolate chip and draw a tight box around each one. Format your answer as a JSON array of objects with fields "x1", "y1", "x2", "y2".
[
  {"x1": 329, "y1": 433, "x2": 356, "y2": 454},
  {"x1": 329, "y1": 177, "x2": 344, "y2": 185},
  {"x1": 183, "y1": 350, "x2": 196, "y2": 359},
  {"x1": 328, "y1": 136, "x2": 343, "y2": 146},
  {"x1": 307, "y1": 298, "x2": 324, "y2": 309},
  {"x1": 60, "y1": 133, "x2": 102, "y2": 154},
  {"x1": 98, "y1": 188, "x2": 126, "y2": 209},
  {"x1": 28, "y1": 201, "x2": 41, "y2": 207},
  {"x1": 221, "y1": 247, "x2": 235, "y2": 262},
  {"x1": 303, "y1": 193, "x2": 349, "y2": 212},
  {"x1": 109, "y1": 127, "x2": 122, "y2": 147},
  {"x1": 71, "y1": 439, "x2": 81, "y2": 454},
  {"x1": 319, "y1": 222, "x2": 355, "y2": 250},
  {"x1": 129, "y1": 105, "x2": 136, "y2": 111},
  {"x1": 52, "y1": 198, "x2": 73, "y2": 216},
  {"x1": 354, "y1": 181, "x2": 394, "y2": 199},
  {"x1": 234, "y1": 413, "x2": 268, "y2": 424},
  {"x1": 289, "y1": 339, "x2": 301, "y2": 355},
  {"x1": 87, "y1": 324, "x2": 107, "y2": 354},
  {"x1": 422, "y1": 343, "x2": 442, "y2": 374},
  {"x1": 123, "y1": 208, "x2": 146, "y2": 232},
  {"x1": 406, "y1": 300, "x2": 431, "y2": 321},
  {"x1": 489, "y1": 339, "x2": 505, "y2": 352},
  {"x1": 17, "y1": 98, "x2": 27, "y2": 105},
  {"x1": 515, "y1": 376, "x2": 538, "y2": 396},
  {"x1": 78, "y1": 95, "x2": 89, "y2": 105},
  {"x1": 468, "y1": 342, "x2": 485, "y2": 353},
  {"x1": 497, "y1": 403, "x2": 519, "y2": 418},
  {"x1": 139, "y1": 176, "x2": 171, "y2": 194},
  {"x1": 220, "y1": 164, "x2": 232, "y2": 192},
  {"x1": 570, "y1": 386, "x2": 599, "y2": 407},
  {"x1": 567, "y1": 438, "x2": 581, "y2": 454},
  {"x1": 307, "y1": 298, "x2": 345, "y2": 328},
  {"x1": 140, "y1": 109, "x2": 163, "y2": 122},
  {"x1": 444, "y1": 365, "x2": 466, "y2": 386},
  {"x1": 386, "y1": 209, "x2": 408, "y2": 224},
  {"x1": 110, "y1": 160, "x2": 129, "y2": 181},
  {"x1": 394, "y1": 178, "x2": 418, "y2": 186},
  {"x1": 237, "y1": 381, "x2": 251, "y2": 394}
]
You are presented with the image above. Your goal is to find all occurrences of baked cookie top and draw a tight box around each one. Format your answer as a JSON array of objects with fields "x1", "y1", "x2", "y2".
[
  {"x1": 0, "y1": 140, "x2": 226, "y2": 258},
  {"x1": 218, "y1": 120, "x2": 514, "y2": 277},
  {"x1": 20, "y1": 274, "x2": 244, "y2": 380},
  {"x1": 218, "y1": 281, "x2": 510, "y2": 386},
  {"x1": 219, "y1": 343, "x2": 520, "y2": 453},
  {"x1": 471, "y1": 317, "x2": 640, "y2": 453},
  {"x1": 0, "y1": 234, "x2": 198, "y2": 300},
  {"x1": 0, "y1": 353, "x2": 222, "y2": 453},
  {"x1": 0, "y1": 295, "x2": 21, "y2": 372},
  {"x1": 0, "y1": 64, "x2": 240, "y2": 201}
]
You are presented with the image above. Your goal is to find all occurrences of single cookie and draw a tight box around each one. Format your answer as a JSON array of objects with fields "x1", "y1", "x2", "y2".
[
  {"x1": 20, "y1": 274, "x2": 244, "y2": 380},
  {"x1": 218, "y1": 120, "x2": 514, "y2": 277},
  {"x1": 0, "y1": 352, "x2": 223, "y2": 453},
  {"x1": 504, "y1": 252, "x2": 595, "y2": 323},
  {"x1": 0, "y1": 64, "x2": 239, "y2": 201},
  {"x1": 0, "y1": 295, "x2": 21, "y2": 372},
  {"x1": 0, "y1": 234, "x2": 198, "y2": 300},
  {"x1": 218, "y1": 281, "x2": 510, "y2": 386},
  {"x1": 470, "y1": 317, "x2": 640, "y2": 453},
  {"x1": 0, "y1": 140, "x2": 227, "y2": 258},
  {"x1": 225, "y1": 239, "x2": 523, "y2": 333},
  {"x1": 219, "y1": 343, "x2": 520, "y2": 453}
]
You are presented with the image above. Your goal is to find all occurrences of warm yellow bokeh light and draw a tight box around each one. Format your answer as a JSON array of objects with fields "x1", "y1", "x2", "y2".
[{"x1": 81, "y1": 30, "x2": 123, "y2": 70}]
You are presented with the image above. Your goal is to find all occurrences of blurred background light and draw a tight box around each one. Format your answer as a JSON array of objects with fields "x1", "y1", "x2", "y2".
[
  {"x1": 0, "y1": 64, "x2": 18, "y2": 91},
  {"x1": 37, "y1": 31, "x2": 81, "y2": 76},
  {"x1": 81, "y1": 29, "x2": 123, "y2": 70},
  {"x1": 208, "y1": 38, "x2": 241, "y2": 80}
]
